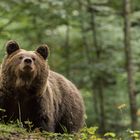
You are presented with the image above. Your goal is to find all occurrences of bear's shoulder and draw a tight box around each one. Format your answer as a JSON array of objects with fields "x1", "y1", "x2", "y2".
[{"x1": 48, "y1": 70, "x2": 79, "y2": 95}]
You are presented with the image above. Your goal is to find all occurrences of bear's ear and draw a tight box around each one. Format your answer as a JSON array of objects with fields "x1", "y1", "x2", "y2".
[
  {"x1": 6, "y1": 40, "x2": 20, "y2": 55},
  {"x1": 36, "y1": 44, "x2": 49, "y2": 60}
]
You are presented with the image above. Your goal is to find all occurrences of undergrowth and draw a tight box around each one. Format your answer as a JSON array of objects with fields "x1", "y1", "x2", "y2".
[{"x1": 0, "y1": 123, "x2": 140, "y2": 140}]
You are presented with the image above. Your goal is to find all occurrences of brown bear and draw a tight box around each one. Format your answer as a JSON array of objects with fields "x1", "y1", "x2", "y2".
[{"x1": 0, "y1": 40, "x2": 85, "y2": 133}]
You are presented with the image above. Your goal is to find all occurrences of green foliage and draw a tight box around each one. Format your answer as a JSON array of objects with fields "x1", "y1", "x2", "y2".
[
  {"x1": 104, "y1": 132, "x2": 116, "y2": 138},
  {"x1": 24, "y1": 120, "x2": 34, "y2": 132},
  {"x1": 1, "y1": 123, "x2": 140, "y2": 140}
]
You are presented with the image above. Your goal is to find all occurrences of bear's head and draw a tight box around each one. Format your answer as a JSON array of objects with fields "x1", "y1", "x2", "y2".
[{"x1": 1, "y1": 40, "x2": 49, "y2": 89}]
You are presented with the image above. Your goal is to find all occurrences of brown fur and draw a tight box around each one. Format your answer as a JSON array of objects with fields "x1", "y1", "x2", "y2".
[{"x1": 0, "y1": 40, "x2": 85, "y2": 133}]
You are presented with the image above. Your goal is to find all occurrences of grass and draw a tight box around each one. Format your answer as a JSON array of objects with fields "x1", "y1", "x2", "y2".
[
  {"x1": 0, "y1": 124, "x2": 102, "y2": 140},
  {"x1": 0, "y1": 123, "x2": 140, "y2": 140},
  {"x1": 0, "y1": 123, "x2": 45, "y2": 140}
]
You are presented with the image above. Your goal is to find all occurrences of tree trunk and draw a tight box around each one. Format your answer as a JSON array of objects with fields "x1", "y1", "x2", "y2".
[
  {"x1": 87, "y1": 0, "x2": 106, "y2": 133},
  {"x1": 62, "y1": 14, "x2": 70, "y2": 78},
  {"x1": 77, "y1": 0, "x2": 100, "y2": 124},
  {"x1": 123, "y1": 0, "x2": 138, "y2": 130},
  {"x1": 97, "y1": 77, "x2": 105, "y2": 133},
  {"x1": 64, "y1": 22, "x2": 70, "y2": 78}
]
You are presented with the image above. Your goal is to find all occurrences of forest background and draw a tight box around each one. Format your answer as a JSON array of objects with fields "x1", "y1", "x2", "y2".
[{"x1": 0, "y1": 0, "x2": 140, "y2": 136}]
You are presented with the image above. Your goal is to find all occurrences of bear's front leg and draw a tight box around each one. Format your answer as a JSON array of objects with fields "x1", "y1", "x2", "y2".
[
  {"x1": 33, "y1": 115, "x2": 55, "y2": 132},
  {"x1": 0, "y1": 91, "x2": 6, "y2": 120}
]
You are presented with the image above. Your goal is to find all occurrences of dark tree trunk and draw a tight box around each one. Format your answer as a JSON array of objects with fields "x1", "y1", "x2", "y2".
[
  {"x1": 87, "y1": 0, "x2": 106, "y2": 133},
  {"x1": 62, "y1": 14, "x2": 70, "y2": 78},
  {"x1": 64, "y1": 22, "x2": 70, "y2": 78},
  {"x1": 123, "y1": 0, "x2": 138, "y2": 130},
  {"x1": 97, "y1": 77, "x2": 105, "y2": 133},
  {"x1": 77, "y1": 0, "x2": 100, "y2": 124}
]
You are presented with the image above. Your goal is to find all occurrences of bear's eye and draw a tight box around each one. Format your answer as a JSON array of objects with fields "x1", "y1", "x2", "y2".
[
  {"x1": 19, "y1": 56, "x2": 23, "y2": 60},
  {"x1": 32, "y1": 57, "x2": 36, "y2": 61}
]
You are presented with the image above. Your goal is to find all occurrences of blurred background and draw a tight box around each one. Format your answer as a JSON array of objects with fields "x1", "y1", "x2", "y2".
[{"x1": 0, "y1": 0, "x2": 140, "y2": 135}]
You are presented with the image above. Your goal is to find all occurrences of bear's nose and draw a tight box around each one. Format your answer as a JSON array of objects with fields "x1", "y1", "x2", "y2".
[{"x1": 24, "y1": 58, "x2": 32, "y2": 64}]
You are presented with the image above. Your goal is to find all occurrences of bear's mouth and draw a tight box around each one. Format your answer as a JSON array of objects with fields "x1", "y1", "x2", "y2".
[
  {"x1": 23, "y1": 65, "x2": 33, "y2": 72},
  {"x1": 18, "y1": 65, "x2": 35, "y2": 82}
]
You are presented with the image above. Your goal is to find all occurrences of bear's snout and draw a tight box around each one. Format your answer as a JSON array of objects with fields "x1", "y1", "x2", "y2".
[
  {"x1": 23, "y1": 57, "x2": 32, "y2": 64},
  {"x1": 20, "y1": 57, "x2": 35, "y2": 72}
]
